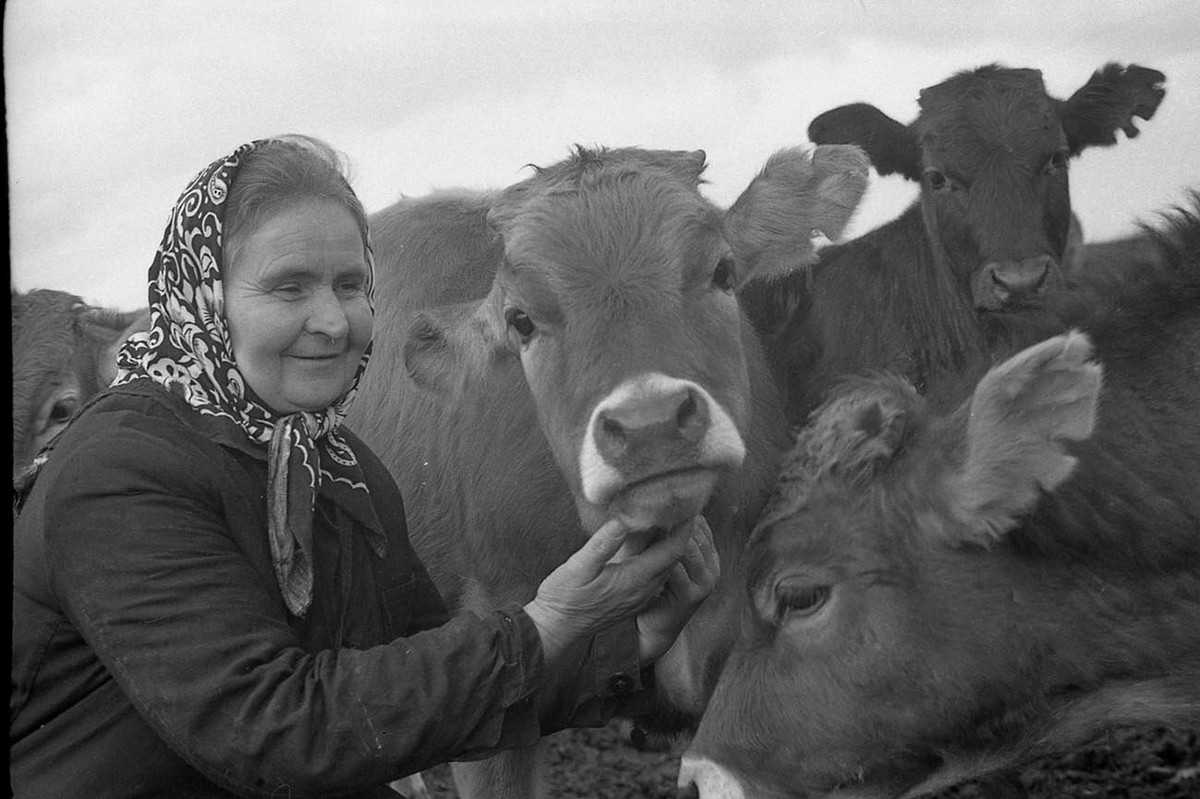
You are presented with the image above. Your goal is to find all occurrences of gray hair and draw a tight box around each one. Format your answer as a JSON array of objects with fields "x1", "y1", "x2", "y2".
[{"x1": 223, "y1": 134, "x2": 370, "y2": 268}]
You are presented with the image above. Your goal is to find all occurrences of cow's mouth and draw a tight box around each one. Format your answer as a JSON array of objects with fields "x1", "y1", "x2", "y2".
[{"x1": 606, "y1": 467, "x2": 720, "y2": 531}]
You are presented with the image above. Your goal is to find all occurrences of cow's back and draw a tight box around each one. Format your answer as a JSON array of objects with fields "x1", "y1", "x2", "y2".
[{"x1": 358, "y1": 190, "x2": 500, "y2": 390}]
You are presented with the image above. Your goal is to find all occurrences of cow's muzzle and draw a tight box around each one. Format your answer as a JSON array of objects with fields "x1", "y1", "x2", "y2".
[
  {"x1": 580, "y1": 374, "x2": 746, "y2": 529},
  {"x1": 974, "y1": 255, "x2": 1058, "y2": 310}
]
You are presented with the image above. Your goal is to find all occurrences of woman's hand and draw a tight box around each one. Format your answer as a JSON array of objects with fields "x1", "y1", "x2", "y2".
[
  {"x1": 523, "y1": 516, "x2": 719, "y2": 666},
  {"x1": 631, "y1": 516, "x2": 720, "y2": 663}
]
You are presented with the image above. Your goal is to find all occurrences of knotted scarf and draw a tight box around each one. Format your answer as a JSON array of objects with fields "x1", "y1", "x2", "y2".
[{"x1": 112, "y1": 138, "x2": 384, "y2": 616}]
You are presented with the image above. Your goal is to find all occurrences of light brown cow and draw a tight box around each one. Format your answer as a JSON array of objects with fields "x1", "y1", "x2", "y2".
[
  {"x1": 11, "y1": 289, "x2": 148, "y2": 482},
  {"x1": 348, "y1": 144, "x2": 870, "y2": 797}
]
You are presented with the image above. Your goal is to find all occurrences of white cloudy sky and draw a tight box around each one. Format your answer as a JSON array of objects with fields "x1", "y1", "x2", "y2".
[{"x1": 6, "y1": 0, "x2": 1200, "y2": 309}]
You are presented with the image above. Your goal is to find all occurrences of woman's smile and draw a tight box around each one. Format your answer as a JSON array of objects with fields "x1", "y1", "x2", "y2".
[{"x1": 223, "y1": 200, "x2": 373, "y2": 413}]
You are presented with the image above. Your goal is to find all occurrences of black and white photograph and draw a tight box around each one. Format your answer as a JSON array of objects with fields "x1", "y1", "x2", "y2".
[{"x1": 9, "y1": 2, "x2": 1200, "y2": 797}]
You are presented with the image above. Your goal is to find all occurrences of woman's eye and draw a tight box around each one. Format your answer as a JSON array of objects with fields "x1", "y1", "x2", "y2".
[
  {"x1": 274, "y1": 283, "x2": 304, "y2": 298},
  {"x1": 712, "y1": 255, "x2": 736, "y2": 292},
  {"x1": 774, "y1": 580, "x2": 831, "y2": 622},
  {"x1": 925, "y1": 169, "x2": 950, "y2": 191},
  {"x1": 506, "y1": 309, "x2": 536, "y2": 339}
]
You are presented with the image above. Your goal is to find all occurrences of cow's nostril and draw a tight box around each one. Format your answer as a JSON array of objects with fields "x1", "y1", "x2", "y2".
[
  {"x1": 989, "y1": 258, "x2": 1053, "y2": 297},
  {"x1": 677, "y1": 389, "x2": 709, "y2": 444},
  {"x1": 594, "y1": 413, "x2": 629, "y2": 462},
  {"x1": 602, "y1": 417, "x2": 625, "y2": 441},
  {"x1": 676, "y1": 392, "x2": 697, "y2": 429}
]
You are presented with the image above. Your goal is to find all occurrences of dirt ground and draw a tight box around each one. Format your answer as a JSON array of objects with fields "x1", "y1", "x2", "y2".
[{"x1": 415, "y1": 722, "x2": 1199, "y2": 798}]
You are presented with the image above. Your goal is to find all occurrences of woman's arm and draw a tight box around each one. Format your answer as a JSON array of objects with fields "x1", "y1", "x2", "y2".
[{"x1": 43, "y1": 412, "x2": 547, "y2": 796}]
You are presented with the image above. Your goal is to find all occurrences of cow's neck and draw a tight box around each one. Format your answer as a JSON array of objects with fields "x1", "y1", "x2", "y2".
[{"x1": 851, "y1": 203, "x2": 986, "y2": 394}]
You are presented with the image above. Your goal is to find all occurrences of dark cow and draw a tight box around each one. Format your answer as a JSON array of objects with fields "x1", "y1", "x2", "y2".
[
  {"x1": 680, "y1": 200, "x2": 1200, "y2": 799},
  {"x1": 1063, "y1": 210, "x2": 1169, "y2": 285},
  {"x1": 11, "y1": 289, "x2": 148, "y2": 482},
  {"x1": 1077, "y1": 230, "x2": 1166, "y2": 282},
  {"x1": 347, "y1": 144, "x2": 870, "y2": 798},
  {"x1": 743, "y1": 62, "x2": 1166, "y2": 426}
]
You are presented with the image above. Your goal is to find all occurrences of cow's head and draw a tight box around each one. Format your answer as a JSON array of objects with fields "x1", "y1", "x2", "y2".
[
  {"x1": 404, "y1": 145, "x2": 868, "y2": 538},
  {"x1": 679, "y1": 332, "x2": 1138, "y2": 799},
  {"x1": 808, "y1": 63, "x2": 1165, "y2": 311},
  {"x1": 12, "y1": 290, "x2": 149, "y2": 481}
]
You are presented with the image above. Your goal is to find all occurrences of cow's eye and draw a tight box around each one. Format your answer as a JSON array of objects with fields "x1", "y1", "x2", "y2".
[
  {"x1": 774, "y1": 579, "x2": 831, "y2": 621},
  {"x1": 925, "y1": 168, "x2": 950, "y2": 191},
  {"x1": 712, "y1": 255, "x2": 736, "y2": 292},
  {"x1": 48, "y1": 395, "x2": 79, "y2": 425},
  {"x1": 505, "y1": 308, "x2": 536, "y2": 339}
]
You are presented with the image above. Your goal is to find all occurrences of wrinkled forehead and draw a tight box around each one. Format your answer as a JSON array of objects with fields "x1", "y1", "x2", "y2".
[
  {"x1": 745, "y1": 485, "x2": 855, "y2": 585},
  {"x1": 916, "y1": 67, "x2": 1062, "y2": 165}
]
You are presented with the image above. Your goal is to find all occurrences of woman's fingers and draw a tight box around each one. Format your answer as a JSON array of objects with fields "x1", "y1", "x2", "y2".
[
  {"x1": 660, "y1": 560, "x2": 693, "y2": 602},
  {"x1": 681, "y1": 517, "x2": 720, "y2": 588},
  {"x1": 558, "y1": 515, "x2": 717, "y2": 613},
  {"x1": 563, "y1": 517, "x2": 630, "y2": 579},
  {"x1": 624, "y1": 522, "x2": 695, "y2": 582}
]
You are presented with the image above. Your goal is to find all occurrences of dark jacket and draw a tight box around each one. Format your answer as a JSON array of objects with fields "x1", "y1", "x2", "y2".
[{"x1": 11, "y1": 380, "x2": 646, "y2": 798}]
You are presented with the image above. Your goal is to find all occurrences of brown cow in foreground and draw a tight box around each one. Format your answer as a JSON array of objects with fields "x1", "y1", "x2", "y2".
[
  {"x1": 679, "y1": 200, "x2": 1200, "y2": 799},
  {"x1": 347, "y1": 144, "x2": 869, "y2": 798},
  {"x1": 11, "y1": 289, "x2": 148, "y2": 482},
  {"x1": 744, "y1": 62, "x2": 1167, "y2": 426}
]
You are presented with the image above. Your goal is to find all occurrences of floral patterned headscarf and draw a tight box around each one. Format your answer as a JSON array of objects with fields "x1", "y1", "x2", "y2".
[{"x1": 113, "y1": 138, "x2": 383, "y2": 616}]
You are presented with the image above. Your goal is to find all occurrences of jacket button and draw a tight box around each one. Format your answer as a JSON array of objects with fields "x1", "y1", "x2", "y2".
[{"x1": 608, "y1": 673, "x2": 635, "y2": 695}]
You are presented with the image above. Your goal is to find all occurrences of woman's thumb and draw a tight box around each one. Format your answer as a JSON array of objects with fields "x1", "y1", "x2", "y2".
[{"x1": 566, "y1": 518, "x2": 630, "y2": 577}]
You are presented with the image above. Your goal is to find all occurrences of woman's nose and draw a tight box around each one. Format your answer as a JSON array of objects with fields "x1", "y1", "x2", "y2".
[{"x1": 305, "y1": 288, "x2": 350, "y2": 341}]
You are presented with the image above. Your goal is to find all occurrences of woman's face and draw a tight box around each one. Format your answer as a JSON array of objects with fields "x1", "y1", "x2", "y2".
[{"x1": 223, "y1": 200, "x2": 373, "y2": 413}]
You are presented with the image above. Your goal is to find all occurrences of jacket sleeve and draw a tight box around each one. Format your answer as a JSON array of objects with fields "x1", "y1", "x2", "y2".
[
  {"x1": 41, "y1": 411, "x2": 550, "y2": 796},
  {"x1": 349, "y1": 427, "x2": 657, "y2": 736},
  {"x1": 529, "y1": 620, "x2": 657, "y2": 736}
]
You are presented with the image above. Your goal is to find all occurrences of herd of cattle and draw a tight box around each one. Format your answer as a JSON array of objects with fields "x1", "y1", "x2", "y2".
[{"x1": 11, "y1": 62, "x2": 1198, "y2": 799}]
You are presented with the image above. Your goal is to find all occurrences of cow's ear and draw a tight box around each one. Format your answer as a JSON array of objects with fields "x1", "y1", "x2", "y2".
[
  {"x1": 652, "y1": 148, "x2": 708, "y2": 188},
  {"x1": 1055, "y1": 63, "x2": 1166, "y2": 155},
  {"x1": 89, "y1": 308, "x2": 150, "y2": 386},
  {"x1": 807, "y1": 103, "x2": 922, "y2": 182},
  {"x1": 403, "y1": 309, "x2": 460, "y2": 392},
  {"x1": 725, "y1": 144, "x2": 869, "y2": 284},
  {"x1": 811, "y1": 385, "x2": 914, "y2": 480},
  {"x1": 403, "y1": 300, "x2": 501, "y2": 393},
  {"x1": 941, "y1": 331, "x2": 1102, "y2": 545}
]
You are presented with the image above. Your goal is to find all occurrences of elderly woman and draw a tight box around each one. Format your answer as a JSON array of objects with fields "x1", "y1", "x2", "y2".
[{"x1": 10, "y1": 136, "x2": 718, "y2": 798}]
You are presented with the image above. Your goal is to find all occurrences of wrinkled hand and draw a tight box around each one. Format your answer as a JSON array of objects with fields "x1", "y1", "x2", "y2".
[
  {"x1": 524, "y1": 516, "x2": 716, "y2": 665},
  {"x1": 629, "y1": 516, "x2": 720, "y2": 663}
]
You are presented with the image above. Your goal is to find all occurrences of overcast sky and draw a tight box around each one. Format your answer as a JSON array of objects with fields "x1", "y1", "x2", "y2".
[{"x1": 7, "y1": 0, "x2": 1200, "y2": 309}]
